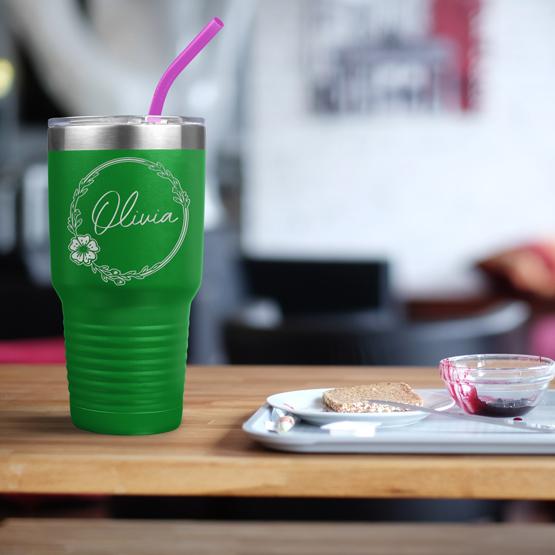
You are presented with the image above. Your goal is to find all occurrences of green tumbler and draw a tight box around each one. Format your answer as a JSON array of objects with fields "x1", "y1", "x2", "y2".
[{"x1": 48, "y1": 116, "x2": 205, "y2": 435}]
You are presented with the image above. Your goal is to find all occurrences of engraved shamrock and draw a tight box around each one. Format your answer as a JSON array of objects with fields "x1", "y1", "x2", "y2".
[{"x1": 68, "y1": 234, "x2": 100, "y2": 266}]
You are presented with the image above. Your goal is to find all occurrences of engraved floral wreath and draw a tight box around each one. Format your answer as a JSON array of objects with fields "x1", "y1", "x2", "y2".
[{"x1": 67, "y1": 157, "x2": 190, "y2": 286}]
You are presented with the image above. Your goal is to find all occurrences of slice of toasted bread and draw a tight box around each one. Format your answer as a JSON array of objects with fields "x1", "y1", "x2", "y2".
[{"x1": 322, "y1": 383, "x2": 422, "y2": 413}]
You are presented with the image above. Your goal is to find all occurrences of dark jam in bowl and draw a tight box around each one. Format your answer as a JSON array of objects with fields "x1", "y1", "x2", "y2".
[{"x1": 472, "y1": 398, "x2": 534, "y2": 417}]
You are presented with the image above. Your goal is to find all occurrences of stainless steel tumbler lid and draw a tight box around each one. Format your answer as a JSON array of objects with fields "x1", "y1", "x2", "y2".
[{"x1": 48, "y1": 115, "x2": 205, "y2": 151}]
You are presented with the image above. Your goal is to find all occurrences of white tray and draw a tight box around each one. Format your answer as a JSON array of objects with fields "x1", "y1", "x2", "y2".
[{"x1": 243, "y1": 389, "x2": 555, "y2": 454}]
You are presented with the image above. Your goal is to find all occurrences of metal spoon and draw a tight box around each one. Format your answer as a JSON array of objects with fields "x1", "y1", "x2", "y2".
[{"x1": 368, "y1": 399, "x2": 555, "y2": 433}]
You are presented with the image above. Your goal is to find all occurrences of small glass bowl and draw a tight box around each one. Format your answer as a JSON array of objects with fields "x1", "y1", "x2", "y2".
[{"x1": 439, "y1": 354, "x2": 555, "y2": 417}]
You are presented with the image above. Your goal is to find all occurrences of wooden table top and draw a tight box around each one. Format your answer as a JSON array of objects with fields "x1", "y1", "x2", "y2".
[
  {"x1": 2, "y1": 519, "x2": 555, "y2": 555},
  {"x1": 2, "y1": 364, "x2": 555, "y2": 499}
]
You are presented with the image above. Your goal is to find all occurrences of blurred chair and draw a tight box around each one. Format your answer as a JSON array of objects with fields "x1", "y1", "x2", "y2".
[
  {"x1": 224, "y1": 300, "x2": 531, "y2": 365},
  {"x1": 242, "y1": 258, "x2": 398, "y2": 316}
]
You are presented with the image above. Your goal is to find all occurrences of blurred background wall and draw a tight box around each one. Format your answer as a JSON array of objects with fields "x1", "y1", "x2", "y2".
[
  {"x1": 244, "y1": 0, "x2": 555, "y2": 295},
  {"x1": 1, "y1": 0, "x2": 555, "y2": 365}
]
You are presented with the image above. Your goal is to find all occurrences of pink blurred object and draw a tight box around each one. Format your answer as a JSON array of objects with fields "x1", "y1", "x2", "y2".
[
  {"x1": 148, "y1": 17, "x2": 224, "y2": 116},
  {"x1": 0, "y1": 337, "x2": 65, "y2": 364},
  {"x1": 530, "y1": 316, "x2": 555, "y2": 360}
]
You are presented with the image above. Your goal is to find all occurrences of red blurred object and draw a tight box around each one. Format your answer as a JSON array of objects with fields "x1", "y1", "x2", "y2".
[
  {"x1": 0, "y1": 337, "x2": 65, "y2": 364},
  {"x1": 433, "y1": 0, "x2": 481, "y2": 111}
]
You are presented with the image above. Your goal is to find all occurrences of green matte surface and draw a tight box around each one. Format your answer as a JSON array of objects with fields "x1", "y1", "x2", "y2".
[{"x1": 48, "y1": 149, "x2": 204, "y2": 435}]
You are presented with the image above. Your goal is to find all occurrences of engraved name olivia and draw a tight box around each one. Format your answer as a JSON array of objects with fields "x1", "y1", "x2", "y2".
[{"x1": 91, "y1": 190, "x2": 178, "y2": 236}]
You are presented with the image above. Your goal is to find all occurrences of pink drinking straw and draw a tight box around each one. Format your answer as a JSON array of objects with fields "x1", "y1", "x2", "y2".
[{"x1": 148, "y1": 17, "x2": 224, "y2": 117}]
